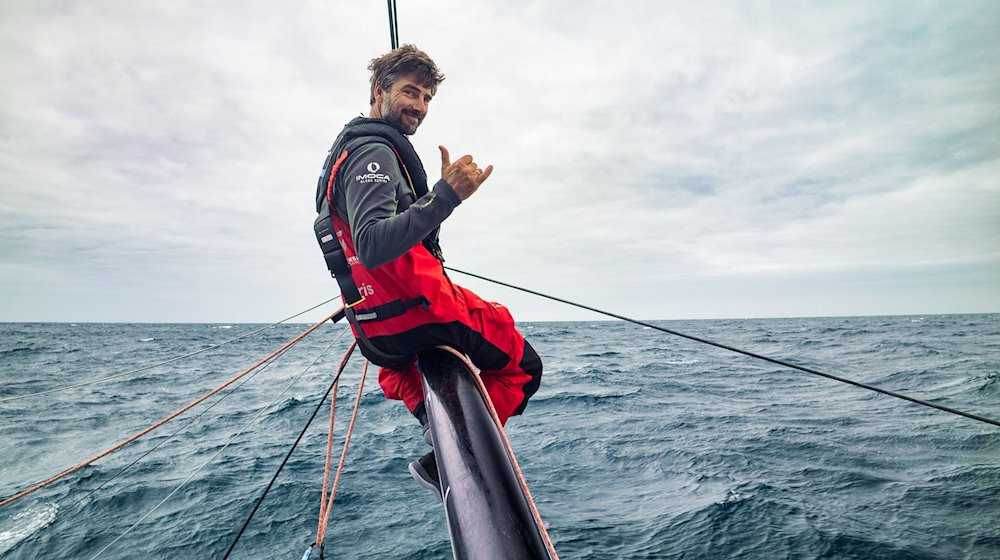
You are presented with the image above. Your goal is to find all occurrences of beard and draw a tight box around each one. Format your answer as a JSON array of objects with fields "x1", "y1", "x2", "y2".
[{"x1": 380, "y1": 97, "x2": 423, "y2": 136}]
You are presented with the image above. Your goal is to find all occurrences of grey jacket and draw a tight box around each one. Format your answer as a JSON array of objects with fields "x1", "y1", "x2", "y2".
[{"x1": 334, "y1": 142, "x2": 461, "y2": 269}]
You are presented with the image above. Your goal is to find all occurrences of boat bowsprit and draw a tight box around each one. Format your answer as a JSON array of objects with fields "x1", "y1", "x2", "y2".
[{"x1": 418, "y1": 346, "x2": 558, "y2": 560}]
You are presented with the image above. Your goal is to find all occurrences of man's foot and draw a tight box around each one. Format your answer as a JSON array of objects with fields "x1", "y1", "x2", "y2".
[
  {"x1": 422, "y1": 423, "x2": 433, "y2": 446},
  {"x1": 408, "y1": 451, "x2": 441, "y2": 500}
]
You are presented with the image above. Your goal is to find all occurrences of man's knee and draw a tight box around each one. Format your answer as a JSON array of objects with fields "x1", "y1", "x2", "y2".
[
  {"x1": 519, "y1": 340, "x2": 543, "y2": 377},
  {"x1": 511, "y1": 341, "x2": 543, "y2": 416},
  {"x1": 377, "y1": 362, "x2": 419, "y2": 400}
]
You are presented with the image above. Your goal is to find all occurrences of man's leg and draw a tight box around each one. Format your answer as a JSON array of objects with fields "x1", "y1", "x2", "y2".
[
  {"x1": 373, "y1": 353, "x2": 440, "y2": 496},
  {"x1": 459, "y1": 288, "x2": 543, "y2": 426},
  {"x1": 477, "y1": 338, "x2": 542, "y2": 426},
  {"x1": 377, "y1": 360, "x2": 424, "y2": 416}
]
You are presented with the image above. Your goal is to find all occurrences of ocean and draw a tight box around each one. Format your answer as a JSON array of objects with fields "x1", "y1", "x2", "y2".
[{"x1": 1, "y1": 314, "x2": 998, "y2": 559}]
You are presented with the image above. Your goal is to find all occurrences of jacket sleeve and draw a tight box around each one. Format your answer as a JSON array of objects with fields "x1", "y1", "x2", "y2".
[{"x1": 340, "y1": 143, "x2": 461, "y2": 269}]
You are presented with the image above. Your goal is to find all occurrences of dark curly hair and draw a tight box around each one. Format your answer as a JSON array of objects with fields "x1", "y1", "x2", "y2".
[{"x1": 368, "y1": 44, "x2": 445, "y2": 105}]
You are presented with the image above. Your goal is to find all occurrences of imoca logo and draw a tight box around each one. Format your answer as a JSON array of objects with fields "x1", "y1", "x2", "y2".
[{"x1": 356, "y1": 161, "x2": 390, "y2": 184}]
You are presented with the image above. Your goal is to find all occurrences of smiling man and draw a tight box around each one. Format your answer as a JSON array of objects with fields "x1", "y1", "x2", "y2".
[{"x1": 312, "y1": 45, "x2": 543, "y2": 499}]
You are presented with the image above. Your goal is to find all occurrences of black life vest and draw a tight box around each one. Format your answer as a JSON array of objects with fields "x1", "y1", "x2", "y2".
[{"x1": 313, "y1": 118, "x2": 463, "y2": 364}]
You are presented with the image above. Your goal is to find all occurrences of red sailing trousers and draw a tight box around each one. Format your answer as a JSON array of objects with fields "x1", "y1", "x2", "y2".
[{"x1": 375, "y1": 286, "x2": 543, "y2": 426}]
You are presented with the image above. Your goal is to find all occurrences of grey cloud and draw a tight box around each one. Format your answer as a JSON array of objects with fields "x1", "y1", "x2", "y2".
[{"x1": 1, "y1": 0, "x2": 997, "y2": 321}]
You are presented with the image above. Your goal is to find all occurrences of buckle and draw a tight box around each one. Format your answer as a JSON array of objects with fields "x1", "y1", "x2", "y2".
[{"x1": 346, "y1": 295, "x2": 367, "y2": 308}]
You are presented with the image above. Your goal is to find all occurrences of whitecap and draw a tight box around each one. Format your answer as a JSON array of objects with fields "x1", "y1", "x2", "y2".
[
  {"x1": 717, "y1": 488, "x2": 742, "y2": 505},
  {"x1": 664, "y1": 358, "x2": 700, "y2": 366},
  {"x1": 0, "y1": 502, "x2": 59, "y2": 555}
]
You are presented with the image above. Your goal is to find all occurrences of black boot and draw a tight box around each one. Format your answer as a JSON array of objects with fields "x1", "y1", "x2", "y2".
[
  {"x1": 408, "y1": 451, "x2": 441, "y2": 500},
  {"x1": 413, "y1": 402, "x2": 432, "y2": 446}
]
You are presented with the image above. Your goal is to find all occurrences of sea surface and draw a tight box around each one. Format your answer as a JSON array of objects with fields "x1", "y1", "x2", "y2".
[{"x1": 1, "y1": 314, "x2": 998, "y2": 559}]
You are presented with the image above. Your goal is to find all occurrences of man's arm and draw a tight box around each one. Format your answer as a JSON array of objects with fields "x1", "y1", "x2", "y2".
[{"x1": 340, "y1": 143, "x2": 461, "y2": 268}]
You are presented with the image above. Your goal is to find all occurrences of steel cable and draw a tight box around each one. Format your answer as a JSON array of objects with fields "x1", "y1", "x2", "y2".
[{"x1": 445, "y1": 266, "x2": 1000, "y2": 429}]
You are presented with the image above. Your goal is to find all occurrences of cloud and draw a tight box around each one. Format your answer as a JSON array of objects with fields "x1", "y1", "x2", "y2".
[{"x1": 1, "y1": 0, "x2": 997, "y2": 321}]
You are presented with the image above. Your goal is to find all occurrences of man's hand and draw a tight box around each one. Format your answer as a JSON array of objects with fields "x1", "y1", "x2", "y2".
[{"x1": 440, "y1": 145, "x2": 493, "y2": 201}]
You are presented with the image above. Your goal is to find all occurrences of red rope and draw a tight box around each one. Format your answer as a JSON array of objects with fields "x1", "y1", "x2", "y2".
[
  {"x1": 316, "y1": 359, "x2": 369, "y2": 547},
  {"x1": 315, "y1": 344, "x2": 356, "y2": 539},
  {"x1": 0, "y1": 309, "x2": 343, "y2": 509}
]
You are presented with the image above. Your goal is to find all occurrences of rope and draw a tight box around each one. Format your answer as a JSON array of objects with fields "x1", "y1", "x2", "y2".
[
  {"x1": 67, "y1": 325, "x2": 352, "y2": 513},
  {"x1": 444, "y1": 266, "x2": 1000, "y2": 429},
  {"x1": 315, "y1": 361, "x2": 343, "y2": 541},
  {"x1": 0, "y1": 309, "x2": 343, "y2": 509},
  {"x1": 222, "y1": 341, "x2": 358, "y2": 560},
  {"x1": 87, "y1": 327, "x2": 345, "y2": 560},
  {"x1": 0, "y1": 296, "x2": 342, "y2": 404},
  {"x1": 316, "y1": 360, "x2": 369, "y2": 548},
  {"x1": 387, "y1": 0, "x2": 399, "y2": 49},
  {"x1": 68, "y1": 349, "x2": 280, "y2": 511}
]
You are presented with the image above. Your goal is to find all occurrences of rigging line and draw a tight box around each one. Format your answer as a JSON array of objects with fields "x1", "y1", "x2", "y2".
[
  {"x1": 87, "y1": 328, "x2": 347, "y2": 560},
  {"x1": 315, "y1": 365, "x2": 342, "y2": 541},
  {"x1": 67, "y1": 353, "x2": 281, "y2": 512},
  {"x1": 223, "y1": 341, "x2": 358, "y2": 560},
  {"x1": 0, "y1": 309, "x2": 343, "y2": 509},
  {"x1": 387, "y1": 0, "x2": 399, "y2": 49},
  {"x1": 67, "y1": 326, "x2": 353, "y2": 513},
  {"x1": 0, "y1": 295, "x2": 343, "y2": 404},
  {"x1": 316, "y1": 360, "x2": 369, "y2": 547},
  {"x1": 444, "y1": 266, "x2": 1000, "y2": 429}
]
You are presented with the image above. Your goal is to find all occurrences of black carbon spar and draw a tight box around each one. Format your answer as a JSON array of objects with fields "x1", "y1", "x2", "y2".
[{"x1": 417, "y1": 347, "x2": 556, "y2": 560}]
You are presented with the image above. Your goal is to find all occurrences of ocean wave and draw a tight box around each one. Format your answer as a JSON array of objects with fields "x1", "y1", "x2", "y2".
[
  {"x1": 815, "y1": 326, "x2": 874, "y2": 335},
  {"x1": 632, "y1": 358, "x2": 702, "y2": 372},
  {"x1": 920, "y1": 464, "x2": 1000, "y2": 487},
  {"x1": 0, "y1": 502, "x2": 59, "y2": 556},
  {"x1": 530, "y1": 387, "x2": 642, "y2": 406},
  {"x1": 950, "y1": 431, "x2": 1000, "y2": 450},
  {"x1": 0, "y1": 347, "x2": 38, "y2": 357},
  {"x1": 530, "y1": 328, "x2": 576, "y2": 338},
  {"x1": 899, "y1": 465, "x2": 1000, "y2": 515},
  {"x1": 2, "y1": 316, "x2": 998, "y2": 559},
  {"x1": 577, "y1": 351, "x2": 623, "y2": 358},
  {"x1": 975, "y1": 371, "x2": 999, "y2": 394},
  {"x1": 267, "y1": 395, "x2": 310, "y2": 416},
  {"x1": 793, "y1": 467, "x2": 894, "y2": 491},
  {"x1": 865, "y1": 340, "x2": 943, "y2": 356}
]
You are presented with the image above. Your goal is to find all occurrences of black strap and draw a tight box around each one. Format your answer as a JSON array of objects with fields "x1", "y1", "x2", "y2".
[
  {"x1": 350, "y1": 297, "x2": 429, "y2": 323},
  {"x1": 330, "y1": 307, "x2": 346, "y2": 324},
  {"x1": 344, "y1": 306, "x2": 418, "y2": 366},
  {"x1": 313, "y1": 204, "x2": 364, "y2": 305}
]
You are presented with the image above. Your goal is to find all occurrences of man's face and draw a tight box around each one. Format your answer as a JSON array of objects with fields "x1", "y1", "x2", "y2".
[{"x1": 373, "y1": 72, "x2": 434, "y2": 136}]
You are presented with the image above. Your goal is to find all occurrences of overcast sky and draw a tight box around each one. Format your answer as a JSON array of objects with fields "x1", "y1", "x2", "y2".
[{"x1": 1, "y1": 1, "x2": 997, "y2": 323}]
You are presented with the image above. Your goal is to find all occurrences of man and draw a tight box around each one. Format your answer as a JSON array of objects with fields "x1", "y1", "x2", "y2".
[{"x1": 313, "y1": 45, "x2": 543, "y2": 498}]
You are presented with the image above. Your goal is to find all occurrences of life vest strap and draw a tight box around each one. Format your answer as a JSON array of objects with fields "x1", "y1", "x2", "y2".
[
  {"x1": 351, "y1": 297, "x2": 430, "y2": 323},
  {"x1": 344, "y1": 302, "x2": 431, "y2": 367},
  {"x1": 313, "y1": 205, "x2": 364, "y2": 305}
]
